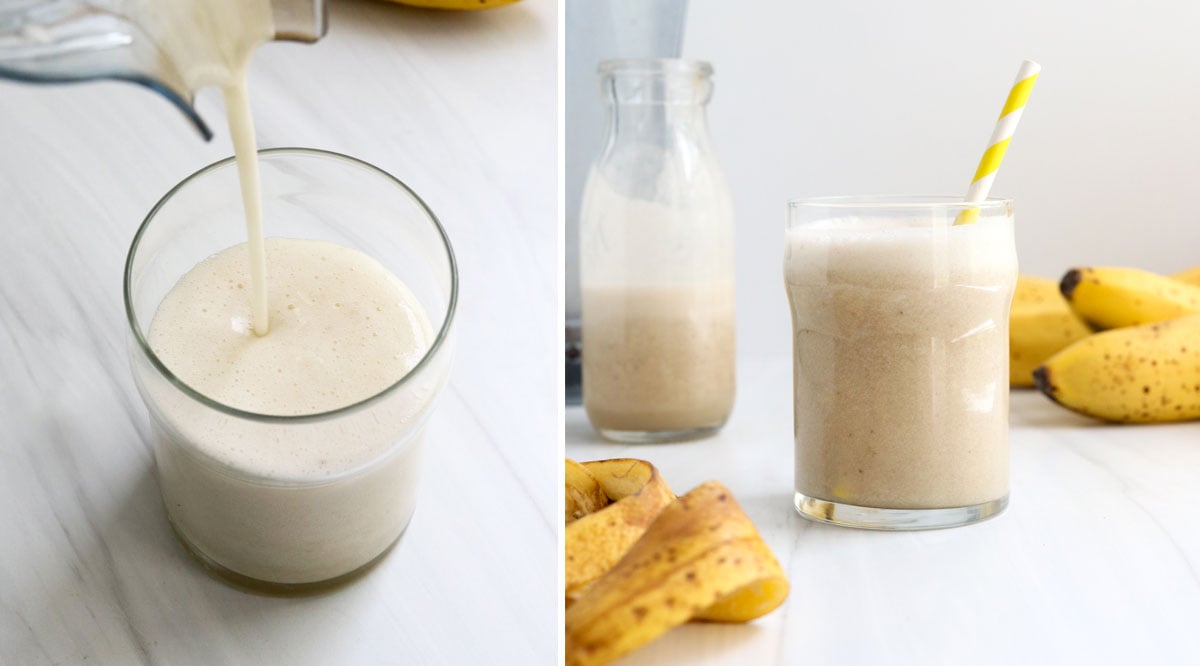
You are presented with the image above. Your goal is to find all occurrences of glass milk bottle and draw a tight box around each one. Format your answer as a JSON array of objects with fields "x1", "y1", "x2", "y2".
[{"x1": 580, "y1": 58, "x2": 735, "y2": 443}]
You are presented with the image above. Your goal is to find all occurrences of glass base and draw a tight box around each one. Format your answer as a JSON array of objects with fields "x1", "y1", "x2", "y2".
[
  {"x1": 793, "y1": 492, "x2": 1008, "y2": 531},
  {"x1": 167, "y1": 516, "x2": 402, "y2": 596},
  {"x1": 597, "y1": 424, "x2": 721, "y2": 444}
]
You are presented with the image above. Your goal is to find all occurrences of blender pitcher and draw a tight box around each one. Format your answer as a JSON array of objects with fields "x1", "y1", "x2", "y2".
[{"x1": 0, "y1": 0, "x2": 327, "y2": 140}]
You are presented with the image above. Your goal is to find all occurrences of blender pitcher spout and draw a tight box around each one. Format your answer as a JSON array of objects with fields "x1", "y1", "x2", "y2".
[
  {"x1": 0, "y1": 1, "x2": 213, "y2": 139},
  {"x1": 0, "y1": 0, "x2": 328, "y2": 141}
]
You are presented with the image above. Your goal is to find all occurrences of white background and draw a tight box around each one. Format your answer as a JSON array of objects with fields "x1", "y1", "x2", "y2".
[{"x1": 568, "y1": 0, "x2": 1200, "y2": 361}]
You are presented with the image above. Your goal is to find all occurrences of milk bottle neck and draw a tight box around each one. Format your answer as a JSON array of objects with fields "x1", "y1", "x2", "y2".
[{"x1": 598, "y1": 58, "x2": 716, "y2": 156}]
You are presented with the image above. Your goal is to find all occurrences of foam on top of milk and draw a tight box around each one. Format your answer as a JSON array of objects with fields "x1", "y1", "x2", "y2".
[
  {"x1": 149, "y1": 238, "x2": 434, "y2": 418},
  {"x1": 785, "y1": 215, "x2": 1016, "y2": 288}
]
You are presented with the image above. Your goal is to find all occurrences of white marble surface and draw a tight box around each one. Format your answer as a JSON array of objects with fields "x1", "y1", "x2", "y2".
[
  {"x1": 567, "y1": 357, "x2": 1200, "y2": 665},
  {"x1": 0, "y1": 1, "x2": 556, "y2": 664}
]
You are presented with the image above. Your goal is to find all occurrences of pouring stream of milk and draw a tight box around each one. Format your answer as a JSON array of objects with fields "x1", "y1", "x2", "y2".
[
  {"x1": 223, "y1": 78, "x2": 270, "y2": 335},
  {"x1": 146, "y1": 0, "x2": 276, "y2": 334}
]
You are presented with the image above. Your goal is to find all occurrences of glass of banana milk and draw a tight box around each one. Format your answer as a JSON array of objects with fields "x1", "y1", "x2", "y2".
[
  {"x1": 785, "y1": 196, "x2": 1017, "y2": 530},
  {"x1": 125, "y1": 149, "x2": 456, "y2": 592}
]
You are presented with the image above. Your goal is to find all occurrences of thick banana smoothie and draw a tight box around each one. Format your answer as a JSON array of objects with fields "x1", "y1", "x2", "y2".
[
  {"x1": 582, "y1": 284, "x2": 735, "y2": 434},
  {"x1": 144, "y1": 238, "x2": 442, "y2": 584},
  {"x1": 785, "y1": 215, "x2": 1017, "y2": 513}
]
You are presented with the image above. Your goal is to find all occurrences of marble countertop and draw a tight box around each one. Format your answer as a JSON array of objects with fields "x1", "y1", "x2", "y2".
[
  {"x1": 0, "y1": 1, "x2": 556, "y2": 663},
  {"x1": 566, "y1": 357, "x2": 1200, "y2": 665}
]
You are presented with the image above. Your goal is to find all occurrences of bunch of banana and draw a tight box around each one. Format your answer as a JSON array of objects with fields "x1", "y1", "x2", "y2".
[
  {"x1": 1024, "y1": 263, "x2": 1200, "y2": 423},
  {"x1": 1059, "y1": 266, "x2": 1200, "y2": 329},
  {"x1": 1174, "y1": 265, "x2": 1200, "y2": 286},
  {"x1": 565, "y1": 460, "x2": 789, "y2": 666},
  {"x1": 381, "y1": 0, "x2": 520, "y2": 10},
  {"x1": 1009, "y1": 275, "x2": 1092, "y2": 387},
  {"x1": 1034, "y1": 314, "x2": 1200, "y2": 423}
]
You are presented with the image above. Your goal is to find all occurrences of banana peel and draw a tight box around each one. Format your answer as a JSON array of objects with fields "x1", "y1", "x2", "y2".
[
  {"x1": 1060, "y1": 266, "x2": 1200, "y2": 329},
  {"x1": 1034, "y1": 313, "x2": 1200, "y2": 423},
  {"x1": 565, "y1": 481, "x2": 789, "y2": 666},
  {"x1": 566, "y1": 459, "x2": 609, "y2": 523},
  {"x1": 1010, "y1": 275, "x2": 1092, "y2": 387},
  {"x1": 565, "y1": 459, "x2": 675, "y2": 605},
  {"x1": 380, "y1": 0, "x2": 521, "y2": 10}
]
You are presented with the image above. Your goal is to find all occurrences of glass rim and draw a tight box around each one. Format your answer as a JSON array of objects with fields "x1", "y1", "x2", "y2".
[
  {"x1": 787, "y1": 194, "x2": 1013, "y2": 212},
  {"x1": 598, "y1": 58, "x2": 713, "y2": 78},
  {"x1": 123, "y1": 146, "x2": 459, "y2": 425}
]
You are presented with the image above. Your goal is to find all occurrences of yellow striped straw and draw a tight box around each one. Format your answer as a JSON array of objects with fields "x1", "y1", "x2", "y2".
[{"x1": 955, "y1": 59, "x2": 1040, "y2": 225}]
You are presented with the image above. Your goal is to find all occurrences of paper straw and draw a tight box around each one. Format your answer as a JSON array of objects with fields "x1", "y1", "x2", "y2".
[{"x1": 955, "y1": 59, "x2": 1041, "y2": 225}]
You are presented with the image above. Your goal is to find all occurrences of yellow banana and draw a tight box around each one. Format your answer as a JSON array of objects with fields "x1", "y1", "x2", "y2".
[
  {"x1": 565, "y1": 459, "x2": 675, "y2": 606},
  {"x1": 1060, "y1": 266, "x2": 1200, "y2": 329},
  {"x1": 1173, "y1": 265, "x2": 1200, "y2": 286},
  {"x1": 565, "y1": 482, "x2": 789, "y2": 666},
  {"x1": 1033, "y1": 314, "x2": 1200, "y2": 423},
  {"x1": 380, "y1": 0, "x2": 521, "y2": 10},
  {"x1": 1010, "y1": 275, "x2": 1092, "y2": 387}
]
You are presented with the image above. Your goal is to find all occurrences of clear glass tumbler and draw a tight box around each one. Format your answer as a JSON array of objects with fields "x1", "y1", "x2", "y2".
[
  {"x1": 785, "y1": 196, "x2": 1017, "y2": 530},
  {"x1": 124, "y1": 148, "x2": 456, "y2": 592}
]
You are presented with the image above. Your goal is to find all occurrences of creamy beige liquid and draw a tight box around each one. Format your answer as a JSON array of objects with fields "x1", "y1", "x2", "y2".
[
  {"x1": 147, "y1": 239, "x2": 441, "y2": 583},
  {"x1": 785, "y1": 218, "x2": 1016, "y2": 509},
  {"x1": 135, "y1": 2, "x2": 443, "y2": 583},
  {"x1": 223, "y1": 81, "x2": 270, "y2": 335},
  {"x1": 582, "y1": 284, "x2": 735, "y2": 434}
]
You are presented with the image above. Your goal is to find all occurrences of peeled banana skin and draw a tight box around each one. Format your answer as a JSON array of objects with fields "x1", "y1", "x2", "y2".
[
  {"x1": 565, "y1": 482, "x2": 789, "y2": 666},
  {"x1": 1033, "y1": 314, "x2": 1200, "y2": 423},
  {"x1": 1060, "y1": 266, "x2": 1200, "y2": 329},
  {"x1": 1010, "y1": 275, "x2": 1092, "y2": 387},
  {"x1": 566, "y1": 459, "x2": 609, "y2": 523},
  {"x1": 565, "y1": 459, "x2": 675, "y2": 606}
]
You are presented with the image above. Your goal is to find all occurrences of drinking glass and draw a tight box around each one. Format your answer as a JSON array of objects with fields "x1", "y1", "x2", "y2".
[
  {"x1": 785, "y1": 196, "x2": 1016, "y2": 530},
  {"x1": 124, "y1": 148, "x2": 457, "y2": 592}
]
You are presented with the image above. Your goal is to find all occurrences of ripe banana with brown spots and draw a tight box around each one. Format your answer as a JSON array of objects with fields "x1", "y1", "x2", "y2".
[
  {"x1": 381, "y1": 0, "x2": 520, "y2": 9},
  {"x1": 1174, "y1": 265, "x2": 1200, "y2": 286},
  {"x1": 1010, "y1": 275, "x2": 1092, "y2": 387},
  {"x1": 1033, "y1": 314, "x2": 1200, "y2": 423},
  {"x1": 381, "y1": 0, "x2": 518, "y2": 8},
  {"x1": 1060, "y1": 266, "x2": 1200, "y2": 329}
]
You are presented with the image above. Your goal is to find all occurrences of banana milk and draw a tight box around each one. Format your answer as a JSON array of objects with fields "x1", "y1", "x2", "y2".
[
  {"x1": 582, "y1": 284, "x2": 735, "y2": 433},
  {"x1": 147, "y1": 239, "x2": 438, "y2": 583},
  {"x1": 785, "y1": 215, "x2": 1017, "y2": 514}
]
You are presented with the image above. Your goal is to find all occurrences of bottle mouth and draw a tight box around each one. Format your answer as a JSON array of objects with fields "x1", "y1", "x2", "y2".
[
  {"x1": 598, "y1": 58, "x2": 713, "y2": 79},
  {"x1": 598, "y1": 58, "x2": 713, "y2": 106}
]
